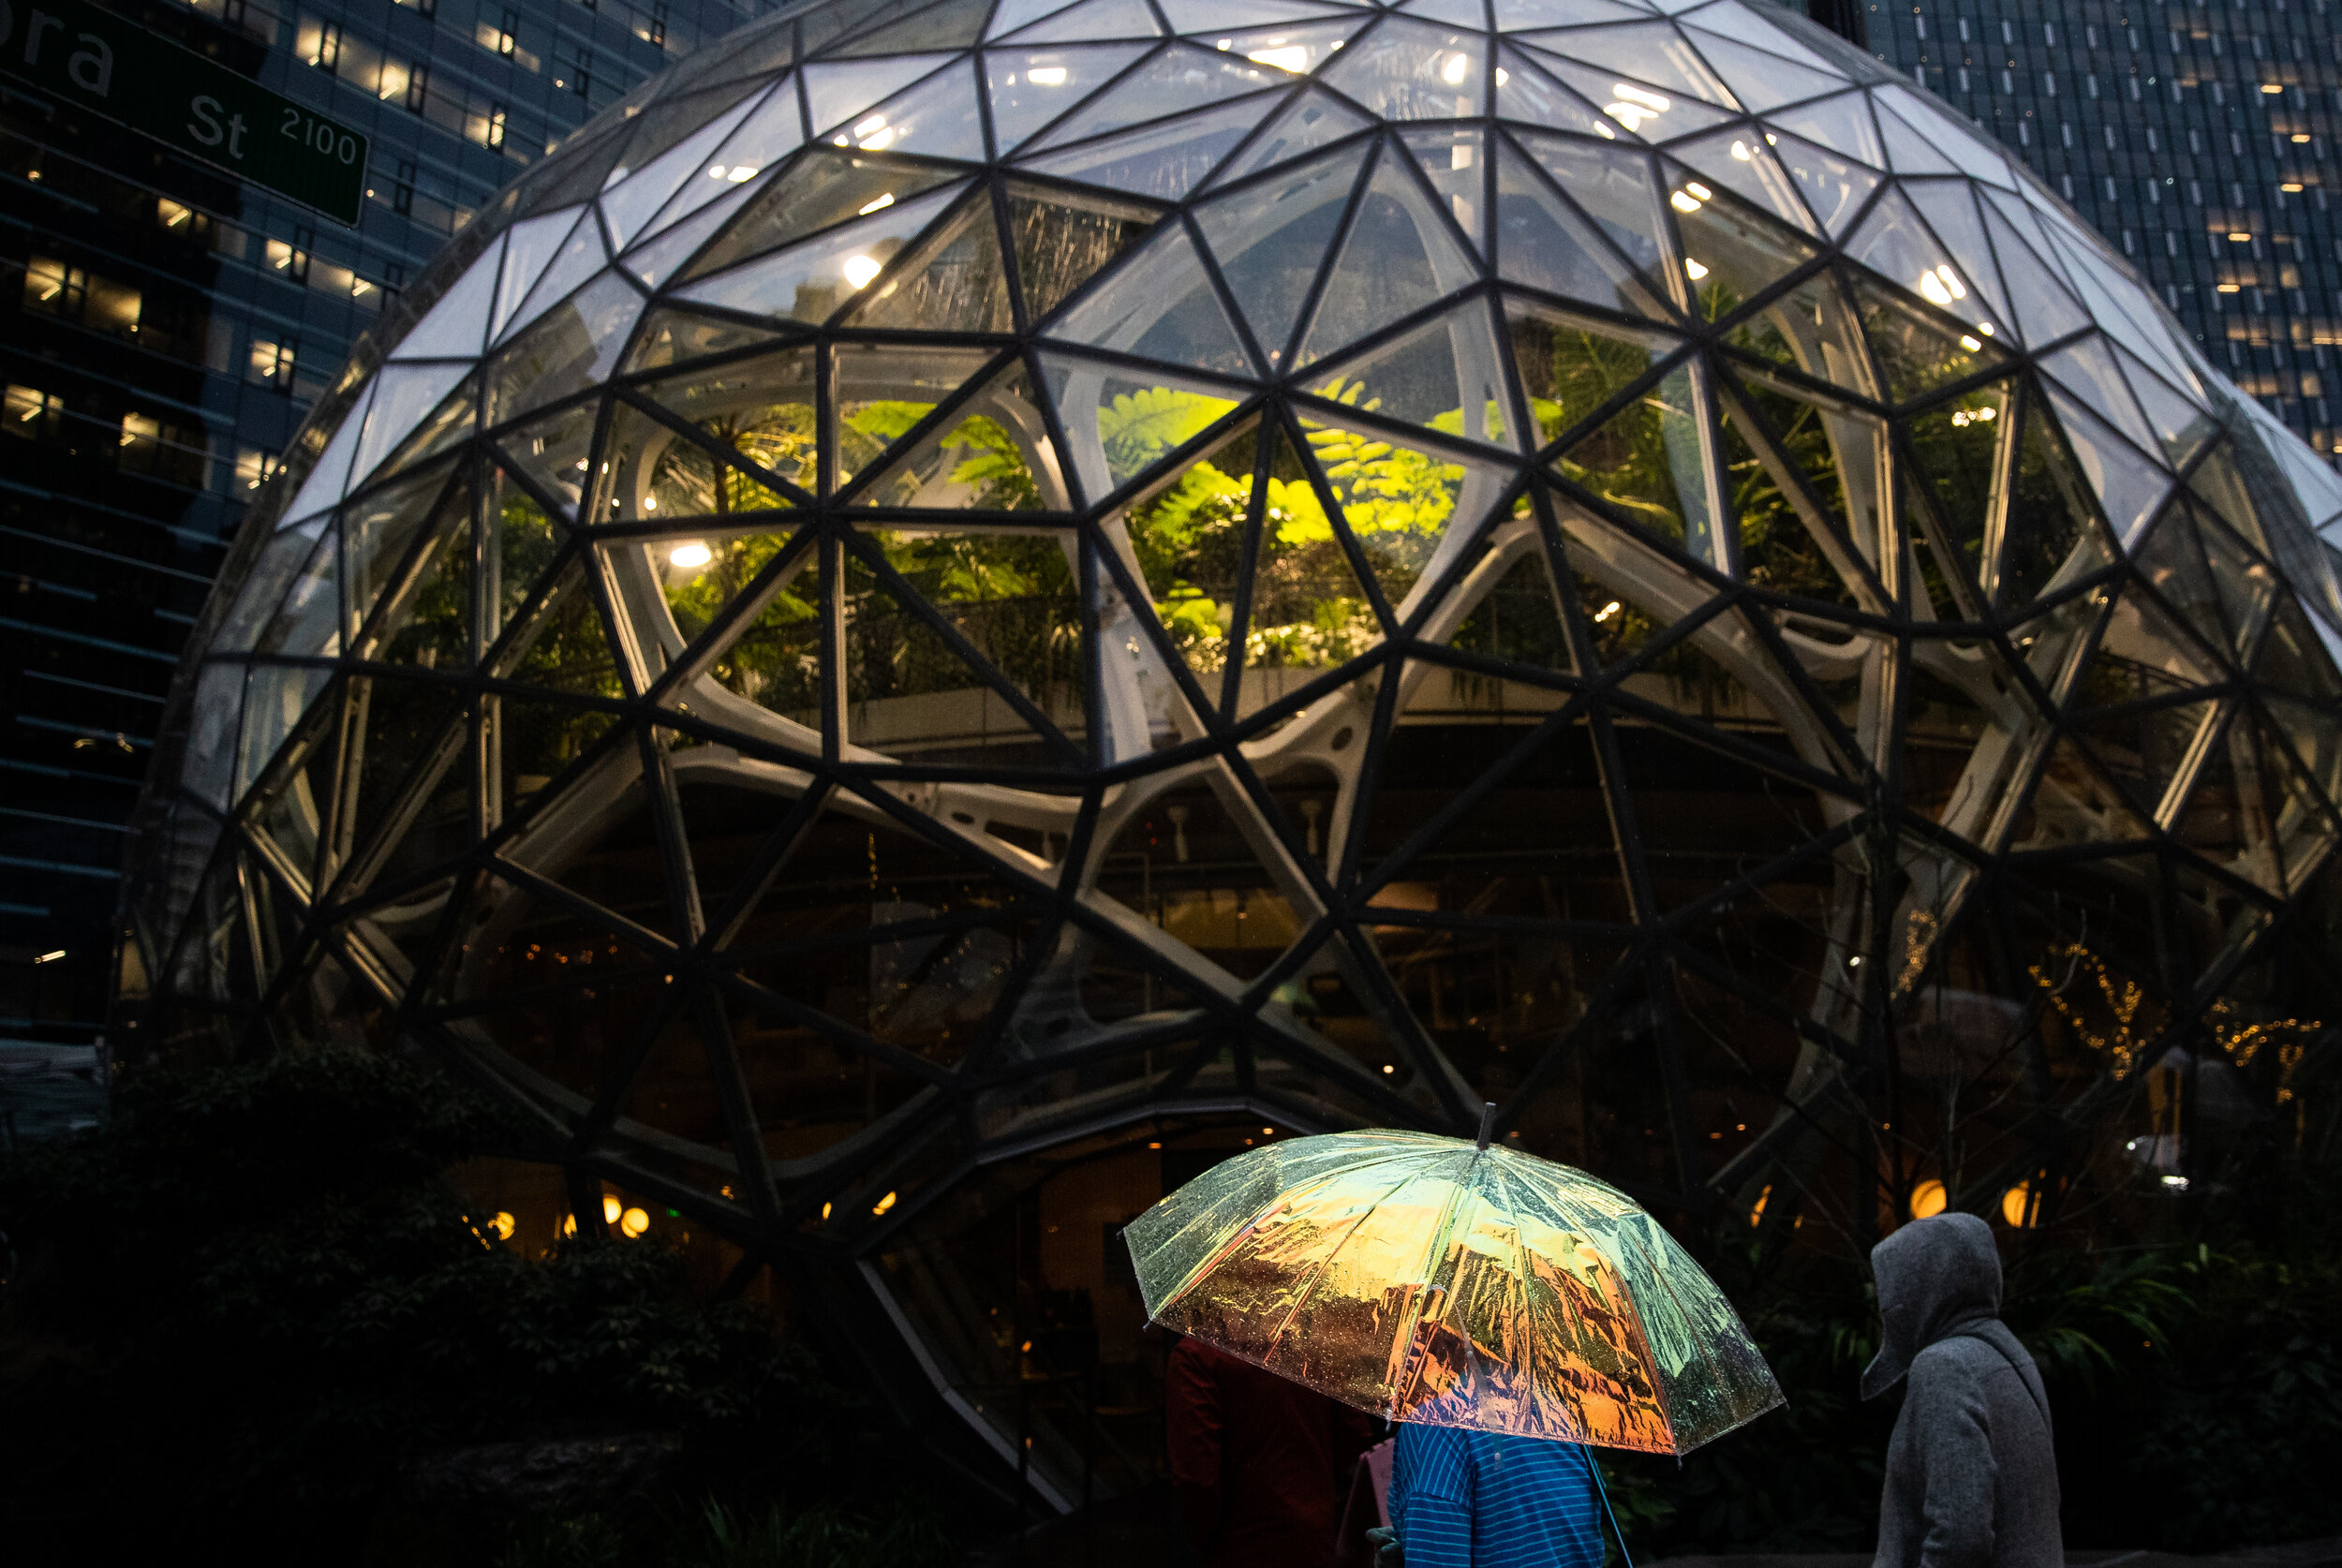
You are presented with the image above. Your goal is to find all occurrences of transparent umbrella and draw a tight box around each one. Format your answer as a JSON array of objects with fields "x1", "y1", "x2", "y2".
[{"x1": 1124, "y1": 1110, "x2": 1782, "y2": 1454}]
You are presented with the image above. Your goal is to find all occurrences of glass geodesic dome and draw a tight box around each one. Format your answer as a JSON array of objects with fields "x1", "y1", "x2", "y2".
[{"x1": 124, "y1": 0, "x2": 2342, "y2": 1497}]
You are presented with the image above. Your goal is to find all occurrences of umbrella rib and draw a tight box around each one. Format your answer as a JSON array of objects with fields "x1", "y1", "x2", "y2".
[
  {"x1": 1620, "y1": 1227, "x2": 1695, "y2": 1453},
  {"x1": 1496, "y1": 1161, "x2": 1549, "y2": 1442}
]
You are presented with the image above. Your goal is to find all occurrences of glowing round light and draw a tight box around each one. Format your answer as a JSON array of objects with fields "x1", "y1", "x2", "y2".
[
  {"x1": 669, "y1": 540, "x2": 714, "y2": 570},
  {"x1": 1908, "y1": 1179, "x2": 1948, "y2": 1220},
  {"x1": 841, "y1": 254, "x2": 883, "y2": 289},
  {"x1": 619, "y1": 1206, "x2": 651, "y2": 1236}
]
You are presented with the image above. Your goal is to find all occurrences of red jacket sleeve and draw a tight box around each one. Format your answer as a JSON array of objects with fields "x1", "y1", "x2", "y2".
[{"x1": 1166, "y1": 1342, "x2": 1225, "y2": 1561}]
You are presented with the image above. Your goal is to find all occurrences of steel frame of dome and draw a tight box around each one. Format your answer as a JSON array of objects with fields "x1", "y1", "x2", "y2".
[{"x1": 119, "y1": 0, "x2": 2342, "y2": 1503}]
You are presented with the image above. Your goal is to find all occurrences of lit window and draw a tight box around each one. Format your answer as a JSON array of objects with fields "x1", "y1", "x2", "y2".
[{"x1": 4, "y1": 384, "x2": 61, "y2": 440}]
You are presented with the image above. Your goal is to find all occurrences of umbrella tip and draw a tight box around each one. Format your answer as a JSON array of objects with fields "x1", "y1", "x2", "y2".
[{"x1": 1475, "y1": 1102, "x2": 1497, "y2": 1151}]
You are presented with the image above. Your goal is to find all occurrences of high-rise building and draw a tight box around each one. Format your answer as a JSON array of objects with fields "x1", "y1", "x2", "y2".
[
  {"x1": 1834, "y1": 0, "x2": 2341, "y2": 459},
  {"x1": 0, "y1": 0, "x2": 778, "y2": 1092}
]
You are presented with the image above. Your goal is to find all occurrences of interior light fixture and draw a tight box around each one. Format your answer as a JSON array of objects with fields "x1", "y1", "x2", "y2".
[
  {"x1": 669, "y1": 541, "x2": 713, "y2": 569},
  {"x1": 858, "y1": 192, "x2": 896, "y2": 214},
  {"x1": 1440, "y1": 52, "x2": 1471, "y2": 85},
  {"x1": 842, "y1": 254, "x2": 883, "y2": 288},
  {"x1": 1026, "y1": 66, "x2": 1068, "y2": 85},
  {"x1": 1684, "y1": 258, "x2": 1710, "y2": 279}
]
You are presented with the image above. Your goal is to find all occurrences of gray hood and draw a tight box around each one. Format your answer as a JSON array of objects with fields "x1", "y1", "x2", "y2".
[{"x1": 1860, "y1": 1213, "x2": 2002, "y2": 1400}]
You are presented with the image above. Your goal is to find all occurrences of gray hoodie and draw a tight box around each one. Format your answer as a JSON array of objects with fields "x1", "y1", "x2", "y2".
[{"x1": 1862, "y1": 1214, "x2": 2061, "y2": 1568}]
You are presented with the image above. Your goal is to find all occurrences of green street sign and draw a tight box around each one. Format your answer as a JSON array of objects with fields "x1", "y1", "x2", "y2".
[{"x1": 0, "y1": 0, "x2": 368, "y2": 225}]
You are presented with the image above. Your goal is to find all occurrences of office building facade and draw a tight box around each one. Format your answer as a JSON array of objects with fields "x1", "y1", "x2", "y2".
[
  {"x1": 0, "y1": 0, "x2": 778, "y2": 1072},
  {"x1": 1846, "y1": 0, "x2": 2342, "y2": 457}
]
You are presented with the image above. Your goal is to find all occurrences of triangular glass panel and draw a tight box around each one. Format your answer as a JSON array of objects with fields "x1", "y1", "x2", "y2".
[
  {"x1": 835, "y1": 344, "x2": 1003, "y2": 494},
  {"x1": 988, "y1": 0, "x2": 1085, "y2": 38},
  {"x1": 1505, "y1": 297, "x2": 1675, "y2": 451},
  {"x1": 1489, "y1": 52, "x2": 1627, "y2": 149},
  {"x1": 684, "y1": 540, "x2": 824, "y2": 734},
  {"x1": 853, "y1": 362, "x2": 1072, "y2": 510},
  {"x1": 1016, "y1": 96, "x2": 1276, "y2": 200},
  {"x1": 2172, "y1": 717, "x2": 2287, "y2": 895},
  {"x1": 492, "y1": 402, "x2": 600, "y2": 525},
  {"x1": 1550, "y1": 355, "x2": 1719, "y2": 564},
  {"x1": 1668, "y1": 126, "x2": 1816, "y2": 236},
  {"x1": 250, "y1": 688, "x2": 343, "y2": 895},
  {"x1": 645, "y1": 81, "x2": 806, "y2": 235},
  {"x1": 1759, "y1": 90, "x2": 1880, "y2": 168},
  {"x1": 1300, "y1": 412, "x2": 1518, "y2": 612},
  {"x1": 350, "y1": 362, "x2": 472, "y2": 493},
  {"x1": 1493, "y1": 0, "x2": 1647, "y2": 25},
  {"x1": 390, "y1": 241, "x2": 502, "y2": 362},
  {"x1": 1670, "y1": 176, "x2": 1818, "y2": 325},
  {"x1": 1318, "y1": 17, "x2": 1489, "y2": 122},
  {"x1": 2253, "y1": 710, "x2": 2340, "y2": 895},
  {"x1": 235, "y1": 662, "x2": 334, "y2": 807},
  {"x1": 2039, "y1": 385, "x2": 2169, "y2": 550},
  {"x1": 597, "y1": 399, "x2": 799, "y2": 525},
  {"x1": 985, "y1": 44, "x2": 1158, "y2": 153},
  {"x1": 622, "y1": 308, "x2": 794, "y2": 375},
  {"x1": 254, "y1": 528, "x2": 344, "y2": 660},
  {"x1": 1294, "y1": 147, "x2": 1480, "y2": 367},
  {"x1": 340, "y1": 673, "x2": 466, "y2": 864},
  {"x1": 1848, "y1": 273, "x2": 2004, "y2": 407},
  {"x1": 1868, "y1": 94, "x2": 1960, "y2": 176},
  {"x1": 1972, "y1": 203, "x2": 2089, "y2": 349},
  {"x1": 1517, "y1": 21, "x2": 1735, "y2": 107},
  {"x1": 1401, "y1": 0, "x2": 1490, "y2": 26},
  {"x1": 2186, "y1": 444, "x2": 2273, "y2": 558},
  {"x1": 600, "y1": 95, "x2": 766, "y2": 251},
  {"x1": 839, "y1": 188, "x2": 1015, "y2": 332},
  {"x1": 1400, "y1": 125, "x2": 1490, "y2": 256},
  {"x1": 1160, "y1": 0, "x2": 1359, "y2": 30},
  {"x1": 1897, "y1": 180, "x2": 2016, "y2": 328},
  {"x1": 625, "y1": 522, "x2": 803, "y2": 673},
  {"x1": 497, "y1": 563, "x2": 627, "y2": 703},
  {"x1": 605, "y1": 81, "x2": 769, "y2": 185},
  {"x1": 484, "y1": 466, "x2": 570, "y2": 645},
  {"x1": 804, "y1": 54, "x2": 963, "y2": 141},
  {"x1": 375, "y1": 373, "x2": 480, "y2": 483},
  {"x1": 1511, "y1": 131, "x2": 1673, "y2": 302},
  {"x1": 1844, "y1": 188, "x2": 2003, "y2": 341},
  {"x1": 1204, "y1": 18, "x2": 1371, "y2": 81},
  {"x1": 1900, "y1": 380, "x2": 2010, "y2": 596},
  {"x1": 484, "y1": 274, "x2": 644, "y2": 429},
  {"x1": 677, "y1": 182, "x2": 971, "y2": 324},
  {"x1": 495, "y1": 212, "x2": 610, "y2": 349},
  {"x1": 1672, "y1": 31, "x2": 1843, "y2": 114},
  {"x1": 371, "y1": 510, "x2": 475, "y2": 670},
  {"x1": 1994, "y1": 401, "x2": 2113, "y2": 612},
  {"x1": 492, "y1": 207, "x2": 592, "y2": 342},
  {"x1": 2011, "y1": 733, "x2": 2156, "y2": 851},
  {"x1": 2256, "y1": 598, "x2": 2342, "y2": 705},
  {"x1": 218, "y1": 524, "x2": 319, "y2": 654},
  {"x1": 2195, "y1": 507, "x2": 2280, "y2": 658},
  {"x1": 1717, "y1": 393, "x2": 1860, "y2": 608},
  {"x1": 2070, "y1": 584, "x2": 2220, "y2": 709},
  {"x1": 1002, "y1": 181, "x2": 1165, "y2": 323},
  {"x1": 1193, "y1": 141, "x2": 1371, "y2": 367},
  {"x1": 681, "y1": 151, "x2": 963, "y2": 280},
  {"x1": 621, "y1": 180, "x2": 763, "y2": 290},
  {"x1": 1302, "y1": 299, "x2": 1517, "y2": 452},
  {"x1": 1875, "y1": 84, "x2": 2014, "y2": 188},
  {"x1": 816, "y1": 56, "x2": 987, "y2": 160},
  {"x1": 1438, "y1": 535, "x2": 1575, "y2": 672},
  {"x1": 2130, "y1": 506, "x2": 2236, "y2": 661},
  {"x1": 1208, "y1": 87, "x2": 1374, "y2": 187},
  {"x1": 1040, "y1": 353, "x2": 1244, "y2": 501},
  {"x1": 605, "y1": 1002, "x2": 730, "y2": 1151},
  {"x1": 2115, "y1": 347, "x2": 2220, "y2": 470},
  {"x1": 1524, "y1": 53, "x2": 1741, "y2": 140},
  {"x1": 1239, "y1": 426, "x2": 1386, "y2": 691},
  {"x1": 1030, "y1": 44, "x2": 1289, "y2": 153},
  {"x1": 1118, "y1": 417, "x2": 1261, "y2": 690},
  {"x1": 1043, "y1": 220, "x2": 1258, "y2": 377},
  {"x1": 348, "y1": 466, "x2": 461, "y2": 639},
  {"x1": 834, "y1": 0, "x2": 999, "y2": 53},
  {"x1": 1491, "y1": 139, "x2": 1665, "y2": 319},
  {"x1": 1009, "y1": 0, "x2": 1163, "y2": 38},
  {"x1": 1767, "y1": 130, "x2": 1882, "y2": 241},
  {"x1": 1719, "y1": 265, "x2": 1871, "y2": 397},
  {"x1": 843, "y1": 536, "x2": 1081, "y2": 766}
]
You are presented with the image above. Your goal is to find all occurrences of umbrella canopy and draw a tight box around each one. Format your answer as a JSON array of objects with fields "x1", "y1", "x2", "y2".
[{"x1": 1124, "y1": 1124, "x2": 1782, "y2": 1456}]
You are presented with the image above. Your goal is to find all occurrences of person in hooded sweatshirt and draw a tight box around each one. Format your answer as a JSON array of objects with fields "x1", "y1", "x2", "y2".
[{"x1": 1863, "y1": 1212, "x2": 2062, "y2": 1568}]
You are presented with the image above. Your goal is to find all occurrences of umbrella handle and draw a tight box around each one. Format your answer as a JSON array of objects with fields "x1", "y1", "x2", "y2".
[{"x1": 1475, "y1": 1102, "x2": 1496, "y2": 1151}]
